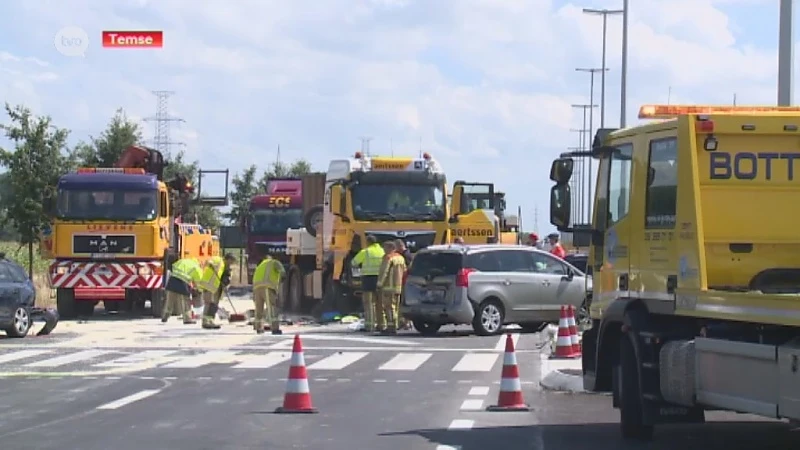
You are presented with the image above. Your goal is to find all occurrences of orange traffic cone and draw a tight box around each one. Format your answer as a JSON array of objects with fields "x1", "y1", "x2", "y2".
[
  {"x1": 551, "y1": 306, "x2": 579, "y2": 359},
  {"x1": 486, "y1": 333, "x2": 530, "y2": 412},
  {"x1": 275, "y1": 335, "x2": 318, "y2": 414},
  {"x1": 567, "y1": 305, "x2": 582, "y2": 357}
]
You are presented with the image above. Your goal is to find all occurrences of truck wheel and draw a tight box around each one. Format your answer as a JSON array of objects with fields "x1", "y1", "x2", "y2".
[
  {"x1": 150, "y1": 289, "x2": 165, "y2": 318},
  {"x1": 104, "y1": 301, "x2": 120, "y2": 313},
  {"x1": 313, "y1": 276, "x2": 337, "y2": 318},
  {"x1": 75, "y1": 301, "x2": 95, "y2": 317},
  {"x1": 304, "y1": 205, "x2": 324, "y2": 238},
  {"x1": 56, "y1": 288, "x2": 76, "y2": 319},
  {"x1": 288, "y1": 268, "x2": 303, "y2": 313},
  {"x1": 619, "y1": 334, "x2": 655, "y2": 440}
]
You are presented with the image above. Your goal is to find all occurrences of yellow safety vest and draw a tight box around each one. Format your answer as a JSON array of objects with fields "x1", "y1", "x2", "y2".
[
  {"x1": 172, "y1": 258, "x2": 203, "y2": 285},
  {"x1": 199, "y1": 256, "x2": 224, "y2": 292},
  {"x1": 253, "y1": 257, "x2": 285, "y2": 290},
  {"x1": 353, "y1": 243, "x2": 384, "y2": 276}
]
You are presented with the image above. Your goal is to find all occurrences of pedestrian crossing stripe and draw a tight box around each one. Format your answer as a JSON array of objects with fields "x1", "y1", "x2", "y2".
[{"x1": 0, "y1": 348, "x2": 503, "y2": 373}]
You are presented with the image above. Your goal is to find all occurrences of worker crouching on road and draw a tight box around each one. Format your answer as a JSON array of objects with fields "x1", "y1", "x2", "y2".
[
  {"x1": 163, "y1": 257, "x2": 203, "y2": 324},
  {"x1": 377, "y1": 240, "x2": 406, "y2": 335},
  {"x1": 353, "y1": 234, "x2": 385, "y2": 332},
  {"x1": 253, "y1": 254, "x2": 286, "y2": 335},
  {"x1": 199, "y1": 253, "x2": 236, "y2": 329}
]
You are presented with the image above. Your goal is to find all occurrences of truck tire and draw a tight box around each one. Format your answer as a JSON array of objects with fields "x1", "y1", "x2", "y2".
[
  {"x1": 304, "y1": 205, "x2": 324, "y2": 238},
  {"x1": 56, "y1": 288, "x2": 76, "y2": 319},
  {"x1": 619, "y1": 333, "x2": 654, "y2": 440},
  {"x1": 75, "y1": 301, "x2": 96, "y2": 317},
  {"x1": 287, "y1": 267, "x2": 303, "y2": 313},
  {"x1": 150, "y1": 289, "x2": 165, "y2": 318},
  {"x1": 313, "y1": 276, "x2": 337, "y2": 318}
]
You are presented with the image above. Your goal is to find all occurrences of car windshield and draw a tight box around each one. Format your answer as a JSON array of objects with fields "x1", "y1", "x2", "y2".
[
  {"x1": 351, "y1": 183, "x2": 446, "y2": 221},
  {"x1": 249, "y1": 207, "x2": 303, "y2": 235},
  {"x1": 56, "y1": 188, "x2": 158, "y2": 221},
  {"x1": 409, "y1": 251, "x2": 463, "y2": 277}
]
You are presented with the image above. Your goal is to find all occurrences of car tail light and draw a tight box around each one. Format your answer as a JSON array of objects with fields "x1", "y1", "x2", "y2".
[{"x1": 456, "y1": 268, "x2": 476, "y2": 287}]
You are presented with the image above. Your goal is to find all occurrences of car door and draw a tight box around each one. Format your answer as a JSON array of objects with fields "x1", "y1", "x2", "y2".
[
  {"x1": 4, "y1": 261, "x2": 33, "y2": 306},
  {"x1": 484, "y1": 249, "x2": 542, "y2": 322},
  {"x1": 0, "y1": 263, "x2": 16, "y2": 320},
  {"x1": 528, "y1": 251, "x2": 585, "y2": 310}
]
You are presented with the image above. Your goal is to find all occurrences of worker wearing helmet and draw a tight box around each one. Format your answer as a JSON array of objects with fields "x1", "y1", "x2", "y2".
[
  {"x1": 252, "y1": 253, "x2": 286, "y2": 334},
  {"x1": 393, "y1": 239, "x2": 412, "y2": 330},
  {"x1": 548, "y1": 233, "x2": 566, "y2": 259},
  {"x1": 198, "y1": 253, "x2": 236, "y2": 329},
  {"x1": 163, "y1": 257, "x2": 203, "y2": 324},
  {"x1": 352, "y1": 234, "x2": 384, "y2": 332},
  {"x1": 528, "y1": 233, "x2": 540, "y2": 248},
  {"x1": 376, "y1": 240, "x2": 406, "y2": 334}
]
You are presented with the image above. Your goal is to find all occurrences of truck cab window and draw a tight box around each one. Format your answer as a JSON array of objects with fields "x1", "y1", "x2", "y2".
[
  {"x1": 645, "y1": 138, "x2": 678, "y2": 228},
  {"x1": 607, "y1": 143, "x2": 633, "y2": 227}
]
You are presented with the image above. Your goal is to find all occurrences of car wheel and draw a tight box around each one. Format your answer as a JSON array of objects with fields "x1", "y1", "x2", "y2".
[
  {"x1": 472, "y1": 298, "x2": 505, "y2": 336},
  {"x1": 412, "y1": 319, "x2": 441, "y2": 336},
  {"x1": 6, "y1": 306, "x2": 31, "y2": 338}
]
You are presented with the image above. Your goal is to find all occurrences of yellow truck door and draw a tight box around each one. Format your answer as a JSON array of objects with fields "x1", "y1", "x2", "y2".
[
  {"x1": 590, "y1": 141, "x2": 635, "y2": 316},
  {"x1": 450, "y1": 181, "x2": 497, "y2": 244}
]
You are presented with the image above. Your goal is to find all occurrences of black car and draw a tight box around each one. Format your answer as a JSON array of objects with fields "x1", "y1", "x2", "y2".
[
  {"x1": 564, "y1": 253, "x2": 591, "y2": 276},
  {"x1": 0, "y1": 256, "x2": 36, "y2": 337}
]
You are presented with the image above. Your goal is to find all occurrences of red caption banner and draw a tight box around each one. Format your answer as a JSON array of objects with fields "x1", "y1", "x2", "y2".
[{"x1": 102, "y1": 31, "x2": 163, "y2": 48}]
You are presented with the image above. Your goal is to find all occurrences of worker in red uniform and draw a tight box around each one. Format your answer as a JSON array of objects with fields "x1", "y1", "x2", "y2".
[{"x1": 547, "y1": 232, "x2": 566, "y2": 259}]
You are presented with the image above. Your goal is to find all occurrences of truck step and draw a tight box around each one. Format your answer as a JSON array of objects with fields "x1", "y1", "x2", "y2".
[
  {"x1": 642, "y1": 361, "x2": 659, "y2": 370},
  {"x1": 643, "y1": 392, "x2": 662, "y2": 402}
]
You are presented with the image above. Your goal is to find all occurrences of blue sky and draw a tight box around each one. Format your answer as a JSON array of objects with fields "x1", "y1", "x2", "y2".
[{"x1": 0, "y1": 0, "x2": 790, "y2": 233}]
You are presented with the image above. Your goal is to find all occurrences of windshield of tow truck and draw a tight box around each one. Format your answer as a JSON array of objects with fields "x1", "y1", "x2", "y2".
[
  {"x1": 56, "y1": 188, "x2": 158, "y2": 221},
  {"x1": 351, "y1": 182, "x2": 446, "y2": 221},
  {"x1": 249, "y1": 208, "x2": 303, "y2": 235}
]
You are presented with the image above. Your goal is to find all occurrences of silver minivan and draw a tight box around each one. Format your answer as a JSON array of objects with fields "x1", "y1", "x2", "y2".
[{"x1": 400, "y1": 244, "x2": 590, "y2": 336}]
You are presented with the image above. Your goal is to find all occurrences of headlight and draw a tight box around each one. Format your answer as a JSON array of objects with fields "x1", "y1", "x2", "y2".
[
  {"x1": 138, "y1": 266, "x2": 151, "y2": 276},
  {"x1": 56, "y1": 266, "x2": 67, "y2": 275}
]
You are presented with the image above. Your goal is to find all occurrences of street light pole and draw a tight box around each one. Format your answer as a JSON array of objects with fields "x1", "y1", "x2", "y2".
[
  {"x1": 576, "y1": 69, "x2": 605, "y2": 222},
  {"x1": 778, "y1": 0, "x2": 794, "y2": 106},
  {"x1": 621, "y1": 0, "x2": 629, "y2": 127},
  {"x1": 582, "y1": 8, "x2": 623, "y2": 128},
  {"x1": 572, "y1": 104, "x2": 598, "y2": 224}
]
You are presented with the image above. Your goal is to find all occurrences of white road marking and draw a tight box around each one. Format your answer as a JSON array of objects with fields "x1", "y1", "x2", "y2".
[
  {"x1": 451, "y1": 353, "x2": 499, "y2": 372},
  {"x1": 436, "y1": 446, "x2": 462, "y2": 450},
  {"x1": 232, "y1": 352, "x2": 291, "y2": 369},
  {"x1": 378, "y1": 352, "x2": 432, "y2": 371},
  {"x1": 26, "y1": 350, "x2": 112, "y2": 368},
  {"x1": 94, "y1": 350, "x2": 178, "y2": 367},
  {"x1": 447, "y1": 419, "x2": 474, "y2": 430},
  {"x1": 468, "y1": 386, "x2": 490, "y2": 396},
  {"x1": 96, "y1": 389, "x2": 161, "y2": 410},
  {"x1": 494, "y1": 333, "x2": 520, "y2": 351},
  {"x1": 460, "y1": 399, "x2": 484, "y2": 411},
  {"x1": 307, "y1": 352, "x2": 368, "y2": 370},
  {"x1": 0, "y1": 349, "x2": 53, "y2": 364},
  {"x1": 161, "y1": 351, "x2": 234, "y2": 368},
  {"x1": 288, "y1": 334, "x2": 419, "y2": 346}
]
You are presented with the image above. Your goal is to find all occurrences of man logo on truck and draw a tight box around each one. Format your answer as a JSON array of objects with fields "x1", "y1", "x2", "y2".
[{"x1": 710, "y1": 152, "x2": 800, "y2": 180}]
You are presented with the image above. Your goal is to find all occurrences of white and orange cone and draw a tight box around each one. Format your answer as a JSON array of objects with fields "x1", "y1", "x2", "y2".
[
  {"x1": 567, "y1": 305, "x2": 582, "y2": 357},
  {"x1": 486, "y1": 333, "x2": 530, "y2": 412},
  {"x1": 551, "y1": 306, "x2": 579, "y2": 359},
  {"x1": 275, "y1": 335, "x2": 318, "y2": 414}
]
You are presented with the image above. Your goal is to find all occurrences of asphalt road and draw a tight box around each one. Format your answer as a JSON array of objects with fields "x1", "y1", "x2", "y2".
[{"x1": 1, "y1": 326, "x2": 798, "y2": 449}]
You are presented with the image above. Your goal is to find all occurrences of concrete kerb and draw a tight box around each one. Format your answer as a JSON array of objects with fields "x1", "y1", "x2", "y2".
[{"x1": 538, "y1": 323, "x2": 585, "y2": 393}]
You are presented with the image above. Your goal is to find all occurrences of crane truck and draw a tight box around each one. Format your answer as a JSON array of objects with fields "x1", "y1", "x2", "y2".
[
  {"x1": 44, "y1": 145, "x2": 228, "y2": 318},
  {"x1": 285, "y1": 152, "x2": 450, "y2": 315},
  {"x1": 549, "y1": 104, "x2": 800, "y2": 440}
]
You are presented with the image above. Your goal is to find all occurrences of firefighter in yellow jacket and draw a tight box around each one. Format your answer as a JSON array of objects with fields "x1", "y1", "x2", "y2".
[
  {"x1": 162, "y1": 257, "x2": 203, "y2": 324},
  {"x1": 252, "y1": 254, "x2": 286, "y2": 335},
  {"x1": 352, "y1": 235, "x2": 384, "y2": 332},
  {"x1": 377, "y1": 240, "x2": 406, "y2": 334},
  {"x1": 199, "y1": 253, "x2": 236, "y2": 329}
]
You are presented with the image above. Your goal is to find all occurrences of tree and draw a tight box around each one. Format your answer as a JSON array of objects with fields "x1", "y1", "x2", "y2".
[
  {"x1": 164, "y1": 150, "x2": 222, "y2": 230},
  {"x1": 0, "y1": 104, "x2": 71, "y2": 277},
  {"x1": 257, "y1": 159, "x2": 312, "y2": 190},
  {"x1": 226, "y1": 165, "x2": 258, "y2": 226},
  {"x1": 73, "y1": 108, "x2": 142, "y2": 167}
]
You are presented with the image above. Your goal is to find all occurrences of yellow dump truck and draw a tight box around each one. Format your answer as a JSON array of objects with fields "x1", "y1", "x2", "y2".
[
  {"x1": 44, "y1": 146, "x2": 226, "y2": 318},
  {"x1": 449, "y1": 183, "x2": 519, "y2": 244},
  {"x1": 548, "y1": 104, "x2": 800, "y2": 440}
]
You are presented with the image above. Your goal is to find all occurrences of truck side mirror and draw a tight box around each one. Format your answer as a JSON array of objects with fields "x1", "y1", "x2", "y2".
[{"x1": 550, "y1": 184, "x2": 571, "y2": 230}]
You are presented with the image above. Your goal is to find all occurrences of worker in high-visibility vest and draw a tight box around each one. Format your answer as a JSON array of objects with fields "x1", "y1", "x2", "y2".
[
  {"x1": 199, "y1": 253, "x2": 236, "y2": 329},
  {"x1": 377, "y1": 240, "x2": 406, "y2": 334},
  {"x1": 352, "y1": 234, "x2": 384, "y2": 332},
  {"x1": 252, "y1": 254, "x2": 286, "y2": 335},
  {"x1": 162, "y1": 257, "x2": 203, "y2": 324}
]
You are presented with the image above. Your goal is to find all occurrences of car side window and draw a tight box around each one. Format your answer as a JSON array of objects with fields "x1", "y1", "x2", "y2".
[
  {"x1": 468, "y1": 252, "x2": 502, "y2": 272},
  {"x1": 497, "y1": 250, "x2": 537, "y2": 272},
  {"x1": 528, "y1": 252, "x2": 567, "y2": 275},
  {"x1": 0, "y1": 264, "x2": 15, "y2": 283},
  {"x1": 4, "y1": 262, "x2": 27, "y2": 283}
]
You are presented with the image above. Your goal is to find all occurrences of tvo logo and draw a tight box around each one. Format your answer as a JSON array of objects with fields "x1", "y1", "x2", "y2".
[{"x1": 54, "y1": 26, "x2": 89, "y2": 57}]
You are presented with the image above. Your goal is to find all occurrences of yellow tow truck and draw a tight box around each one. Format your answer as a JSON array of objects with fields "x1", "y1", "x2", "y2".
[{"x1": 549, "y1": 104, "x2": 800, "y2": 440}]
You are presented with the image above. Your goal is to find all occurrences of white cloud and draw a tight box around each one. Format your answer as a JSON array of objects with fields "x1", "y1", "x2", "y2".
[{"x1": 0, "y1": 0, "x2": 788, "y2": 232}]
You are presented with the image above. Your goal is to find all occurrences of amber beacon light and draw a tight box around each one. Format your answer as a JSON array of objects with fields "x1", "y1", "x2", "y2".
[
  {"x1": 102, "y1": 31, "x2": 163, "y2": 48},
  {"x1": 638, "y1": 104, "x2": 800, "y2": 119}
]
